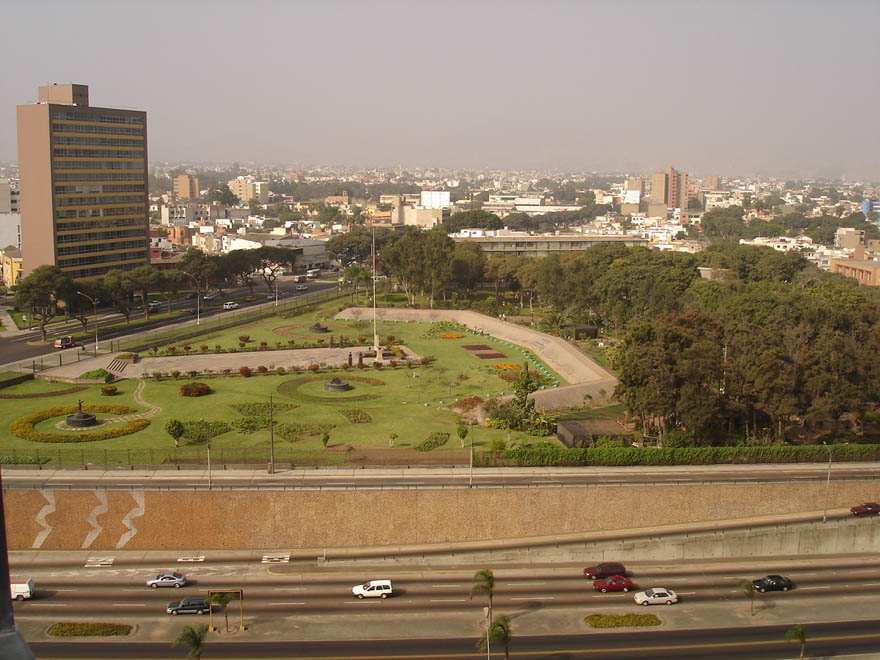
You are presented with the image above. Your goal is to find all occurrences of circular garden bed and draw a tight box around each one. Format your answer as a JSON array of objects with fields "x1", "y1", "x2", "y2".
[
  {"x1": 10, "y1": 405, "x2": 149, "y2": 442},
  {"x1": 277, "y1": 375, "x2": 386, "y2": 403}
]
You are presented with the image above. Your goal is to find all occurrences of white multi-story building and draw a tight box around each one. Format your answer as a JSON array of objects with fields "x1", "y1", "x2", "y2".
[{"x1": 228, "y1": 177, "x2": 269, "y2": 204}]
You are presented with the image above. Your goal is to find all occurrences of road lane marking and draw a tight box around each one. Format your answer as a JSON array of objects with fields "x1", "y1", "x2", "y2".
[
  {"x1": 178, "y1": 556, "x2": 205, "y2": 562},
  {"x1": 262, "y1": 553, "x2": 290, "y2": 564},
  {"x1": 429, "y1": 599, "x2": 466, "y2": 602},
  {"x1": 84, "y1": 556, "x2": 114, "y2": 567},
  {"x1": 29, "y1": 603, "x2": 67, "y2": 607}
]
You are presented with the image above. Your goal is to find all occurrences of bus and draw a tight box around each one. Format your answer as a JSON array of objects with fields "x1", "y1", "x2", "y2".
[{"x1": 306, "y1": 269, "x2": 321, "y2": 279}]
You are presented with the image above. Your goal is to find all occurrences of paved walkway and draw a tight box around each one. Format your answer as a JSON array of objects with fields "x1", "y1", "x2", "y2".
[
  {"x1": 0, "y1": 305, "x2": 26, "y2": 336},
  {"x1": 336, "y1": 308, "x2": 618, "y2": 409}
]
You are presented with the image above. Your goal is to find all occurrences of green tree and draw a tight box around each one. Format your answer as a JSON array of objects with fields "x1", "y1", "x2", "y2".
[
  {"x1": 468, "y1": 569, "x2": 495, "y2": 623},
  {"x1": 173, "y1": 624, "x2": 208, "y2": 660},
  {"x1": 321, "y1": 431, "x2": 330, "y2": 448},
  {"x1": 206, "y1": 184, "x2": 238, "y2": 206},
  {"x1": 15, "y1": 265, "x2": 74, "y2": 340},
  {"x1": 209, "y1": 592, "x2": 237, "y2": 633},
  {"x1": 785, "y1": 623, "x2": 807, "y2": 660},
  {"x1": 156, "y1": 270, "x2": 185, "y2": 314},
  {"x1": 442, "y1": 209, "x2": 502, "y2": 234},
  {"x1": 222, "y1": 249, "x2": 260, "y2": 294},
  {"x1": 127, "y1": 265, "x2": 160, "y2": 320},
  {"x1": 248, "y1": 198, "x2": 262, "y2": 215},
  {"x1": 102, "y1": 269, "x2": 135, "y2": 323},
  {"x1": 165, "y1": 419, "x2": 185, "y2": 448},
  {"x1": 739, "y1": 579, "x2": 756, "y2": 616},
  {"x1": 343, "y1": 264, "x2": 370, "y2": 301},
  {"x1": 477, "y1": 614, "x2": 512, "y2": 660},
  {"x1": 254, "y1": 246, "x2": 297, "y2": 292},
  {"x1": 456, "y1": 424, "x2": 469, "y2": 448},
  {"x1": 450, "y1": 243, "x2": 486, "y2": 299}
]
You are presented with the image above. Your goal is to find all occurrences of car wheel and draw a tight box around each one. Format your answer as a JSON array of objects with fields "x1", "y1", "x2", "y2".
[
  {"x1": 623, "y1": 588, "x2": 629, "y2": 592},
  {"x1": 600, "y1": 588, "x2": 607, "y2": 593},
  {"x1": 641, "y1": 601, "x2": 648, "y2": 606},
  {"x1": 666, "y1": 600, "x2": 673, "y2": 605},
  {"x1": 171, "y1": 610, "x2": 178, "y2": 615},
  {"x1": 174, "y1": 583, "x2": 181, "y2": 588},
  {"x1": 381, "y1": 593, "x2": 387, "y2": 599},
  {"x1": 759, "y1": 588, "x2": 766, "y2": 593},
  {"x1": 199, "y1": 610, "x2": 207, "y2": 615},
  {"x1": 357, "y1": 594, "x2": 364, "y2": 599},
  {"x1": 783, "y1": 586, "x2": 789, "y2": 591},
  {"x1": 151, "y1": 584, "x2": 158, "y2": 588},
  {"x1": 15, "y1": 595, "x2": 24, "y2": 601}
]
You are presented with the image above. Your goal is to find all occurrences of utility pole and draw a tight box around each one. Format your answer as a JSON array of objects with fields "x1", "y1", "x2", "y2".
[
  {"x1": 469, "y1": 435, "x2": 474, "y2": 488},
  {"x1": 822, "y1": 441, "x2": 832, "y2": 523},
  {"x1": 268, "y1": 393, "x2": 275, "y2": 474}
]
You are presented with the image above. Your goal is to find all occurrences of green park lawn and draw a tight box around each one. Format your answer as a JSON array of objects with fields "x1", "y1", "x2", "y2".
[{"x1": 0, "y1": 306, "x2": 566, "y2": 467}]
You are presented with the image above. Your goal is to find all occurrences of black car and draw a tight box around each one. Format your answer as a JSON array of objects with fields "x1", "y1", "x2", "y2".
[
  {"x1": 752, "y1": 575, "x2": 793, "y2": 593},
  {"x1": 167, "y1": 596, "x2": 209, "y2": 615}
]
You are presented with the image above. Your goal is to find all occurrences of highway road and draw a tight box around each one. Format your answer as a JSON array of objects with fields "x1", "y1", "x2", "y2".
[
  {"x1": 13, "y1": 557, "x2": 880, "y2": 658},
  {"x1": 5, "y1": 462, "x2": 880, "y2": 491}
]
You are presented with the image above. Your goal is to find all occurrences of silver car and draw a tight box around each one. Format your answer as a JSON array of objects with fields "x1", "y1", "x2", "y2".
[
  {"x1": 146, "y1": 572, "x2": 187, "y2": 588},
  {"x1": 633, "y1": 587, "x2": 678, "y2": 606}
]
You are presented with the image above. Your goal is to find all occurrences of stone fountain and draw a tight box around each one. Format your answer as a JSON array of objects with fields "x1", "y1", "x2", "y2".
[{"x1": 66, "y1": 399, "x2": 97, "y2": 428}]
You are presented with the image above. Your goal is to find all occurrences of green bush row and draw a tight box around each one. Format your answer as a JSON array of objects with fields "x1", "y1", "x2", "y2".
[
  {"x1": 340, "y1": 408, "x2": 372, "y2": 424},
  {"x1": 275, "y1": 422, "x2": 334, "y2": 442},
  {"x1": 48, "y1": 622, "x2": 133, "y2": 637},
  {"x1": 417, "y1": 432, "x2": 449, "y2": 452},
  {"x1": 584, "y1": 613, "x2": 661, "y2": 628},
  {"x1": 496, "y1": 442, "x2": 880, "y2": 466},
  {"x1": 0, "y1": 454, "x2": 50, "y2": 465},
  {"x1": 10, "y1": 405, "x2": 149, "y2": 443}
]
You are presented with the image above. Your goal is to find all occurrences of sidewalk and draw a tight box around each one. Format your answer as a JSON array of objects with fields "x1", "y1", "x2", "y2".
[{"x1": 0, "y1": 305, "x2": 26, "y2": 336}]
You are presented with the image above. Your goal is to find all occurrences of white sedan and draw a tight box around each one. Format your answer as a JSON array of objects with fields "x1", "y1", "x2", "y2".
[
  {"x1": 146, "y1": 572, "x2": 187, "y2": 588},
  {"x1": 633, "y1": 587, "x2": 678, "y2": 606}
]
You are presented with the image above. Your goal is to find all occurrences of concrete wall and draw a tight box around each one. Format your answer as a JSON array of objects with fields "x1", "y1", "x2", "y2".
[{"x1": 5, "y1": 480, "x2": 879, "y2": 553}]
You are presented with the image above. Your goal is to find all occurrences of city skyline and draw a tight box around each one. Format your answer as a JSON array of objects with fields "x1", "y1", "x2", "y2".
[{"x1": 1, "y1": 0, "x2": 879, "y2": 179}]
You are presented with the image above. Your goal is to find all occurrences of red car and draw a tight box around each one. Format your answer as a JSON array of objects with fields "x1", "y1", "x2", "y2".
[
  {"x1": 593, "y1": 575, "x2": 634, "y2": 593},
  {"x1": 583, "y1": 562, "x2": 626, "y2": 580},
  {"x1": 851, "y1": 502, "x2": 880, "y2": 516}
]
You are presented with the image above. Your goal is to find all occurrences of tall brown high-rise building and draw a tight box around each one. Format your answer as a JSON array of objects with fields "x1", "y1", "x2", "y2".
[
  {"x1": 174, "y1": 174, "x2": 199, "y2": 200},
  {"x1": 16, "y1": 83, "x2": 149, "y2": 279},
  {"x1": 650, "y1": 168, "x2": 688, "y2": 210}
]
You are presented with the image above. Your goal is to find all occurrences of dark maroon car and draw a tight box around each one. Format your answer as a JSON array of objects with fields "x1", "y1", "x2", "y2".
[
  {"x1": 593, "y1": 575, "x2": 634, "y2": 593},
  {"x1": 583, "y1": 562, "x2": 626, "y2": 579},
  {"x1": 851, "y1": 502, "x2": 880, "y2": 516}
]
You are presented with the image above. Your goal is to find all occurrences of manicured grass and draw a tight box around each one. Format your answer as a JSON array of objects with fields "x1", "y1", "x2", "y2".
[
  {"x1": 0, "y1": 306, "x2": 570, "y2": 466},
  {"x1": 0, "y1": 371, "x2": 24, "y2": 383},
  {"x1": 584, "y1": 613, "x2": 661, "y2": 628}
]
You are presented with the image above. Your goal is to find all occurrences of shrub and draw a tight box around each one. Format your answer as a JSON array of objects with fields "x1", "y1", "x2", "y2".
[
  {"x1": 116, "y1": 353, "x2": 137, "y2": 360},
  {"x1": 200, "y1": 345, "x2": 209, "y2": 352},
  {"x1": 288, "y1": 339, "x2": 296, "y2": 346},
  {"x1": 232, "y1": 416, "x2": 271, "y2": 433},
  {"x1": 222, "y1": 368, "x2": 231, "y2": 376},
  {"x1": 152, "y1": 371, "x2": 162, "y2": 380},
  {"x1": 458, "y1": 396, "x2": 484, "y2": 411},
  {"x1": 389, "y1": 360, "x2": 398, "y2": 368},
  {"x1": 181, "y1": 420, "x2": 230, "y2": 443},
  {"x1": 103, "y1": 373, "x2": 115, "y2": 384},
  {"x1": 167, "y1": 346, "x2": 176, "y2": 354},
  {"x1": 179, "y1": 382, "x2": 211, "y2": 397},
  {"x1": 308, "y1": 364, "x2": 320, "y2": 372},
  {"x1": 584, "y1": 614, "x2": 661, "y2": 628},
  {"x1": 239, "y1": 335, "x2": 250, "y2": 342},
  {"x1": 489, "y1": 438, "x2": 507, "y2": 452},
  {"x1": 342, "y1": 363, "x2": 350, "y2": 371},
  {"x1": 357, "y1": 362, "x2": 366, "y2": 369},
  {"x1": 48, "y1": 622, "x2": 133, "y2": 637},
  {"x1": 416, "y1": 432, "x2": 449, "y2": 451},
  {"x1": 276, "y1": 366, "x2": 286, "y2": 375},
  {"x1": 406, "y1": 359, "x2": 413, "y2": 369},
  {"x1": 187, "y1": 370, "x2": 198, "y2": 379},
  {"x1": 100, "y1": 386, "x2": 117, "y2": 396},
  {"x1": 230, "y1": 402, "x2": 295, "y2": 416},
  {"x1": 215, "y1": 344, "x2": 223, "y2": 353},
  {"x1": 340, "y1": 409, "x2": 372, "y2": 424},
  {"x1": 257, "y1": 365, "x2": 268, "y2": 373},
  {"x1": 79, "y1": 368, "x2": 108, "y2": 379},
  {"x1": 357, "y1": 336, "x2": 367, "y2": 344},
  {"x1": 183, "y1": 345, "x2": 192, "y2": 353},
  {"x1": 171, "y1": 370, "x2": 180, "y2": 379},
  {"x1": 239, "y1": 366, "x2": 252, "y2": 378},
  {"x1": 260, "y1": 341, "x2": 268, "y2": 349},
  {"x1": 386, "y1": 335, "x2": 395, "y2": 343},
  {"x1": 373, "y1": 361, "x2": 382, "y2": 369},
  {"x1": 239, "y1": 342, "x2": 246, "y2": 348}
]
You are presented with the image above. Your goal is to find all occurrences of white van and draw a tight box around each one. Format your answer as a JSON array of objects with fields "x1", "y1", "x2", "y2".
[
  {"x1": 11, "y1": 579, "x2": 34, "y2": 601},
  {"x1": 352, "y1": 579, "x2": 392, "y2": 599}
]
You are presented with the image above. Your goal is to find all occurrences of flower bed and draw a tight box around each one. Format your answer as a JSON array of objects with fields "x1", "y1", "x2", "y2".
[
  {"x1": 492, "y1": 363, "x2": 521, "y2": 370},
  {"x1": 440, "y1": 333, "x2": 464, "y2": 339},
  {"x1": 584, "y1": 614, "x2": 661, "y2": 628},
  {"x1": 48, "y1": 622, "x2": 133, "y2": 637},
  {"x1": 10, "y1": 405, "x2": 148, "y2": 443},
  {"x1": 179, "y1": 382, "x2": 211, "y2": 397},
  {"x1": 340, "y1": 408, "x2": 372, "y2": 424}
]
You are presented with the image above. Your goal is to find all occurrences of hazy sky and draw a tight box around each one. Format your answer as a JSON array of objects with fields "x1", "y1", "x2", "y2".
[{"x1": 2, "y1": 0, "x2": 878, "y2": 179}]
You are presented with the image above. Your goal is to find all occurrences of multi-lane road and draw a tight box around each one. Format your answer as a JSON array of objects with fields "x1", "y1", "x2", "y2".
[
  {"x1": 13, "y1": 555, "x2": 880, "y2": 658},
  {"x1": 5, "y1": 462, "x2": 880, "y2": 491}
]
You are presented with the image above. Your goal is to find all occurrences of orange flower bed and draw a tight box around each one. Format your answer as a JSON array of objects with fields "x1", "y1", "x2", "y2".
[
  {"x1": 492, "y1": 363, "x2": 521, "y2": 370},
  {"x1": 440, "y1": 333, "x2": 464, "y2": 339}
]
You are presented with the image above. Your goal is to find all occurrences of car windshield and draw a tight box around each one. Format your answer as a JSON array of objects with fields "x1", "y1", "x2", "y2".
[{"x1": 644, "y1": 589, "x2": 654, "y2": 596}]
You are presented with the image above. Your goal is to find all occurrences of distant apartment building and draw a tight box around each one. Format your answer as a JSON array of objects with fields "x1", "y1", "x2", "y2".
[
  {"x1": 454, "y1": 233, "x2": 649, "y2": 257},
  {"x1": 0, "y1": 178, "x2": 20, "y2": 213},
  {"x1": 703, "y1": 174, "x2": 721, "y2": 191},
  {"x1": 835, "y1": 227, "x2": 865, "y2": 250},
  {"x1": 625, "y1": 177, "x2": 644, "y2": 194},
  {"x1": 16, "y1": 83, "x2": 149, "y2": 278},
  {"x1": 173, "y1": 173, "x2": 200, "y2": 199},
  {"x1": 650, "y1": 167, "x2": 688, "y2": 211},
  {"x1": 228, "y1": 176, "x2": 269, "y2": 204},
  {"x1": 0, "y1": 246, "x2": 23, "y2": 288},
  {"x1": 159, "y1": 203, "x2": 209, "y2": 227},
  {"x1": 830, "y1": 257, "x2": 880, "y2": 286}
]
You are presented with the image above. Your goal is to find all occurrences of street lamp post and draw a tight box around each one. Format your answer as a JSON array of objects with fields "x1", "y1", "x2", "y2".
[
  {"x1": 822, "y1": 441, "x2": 832, "y2": 523},
  {"x1": 76, "y1": 291, "x2": 98, "y2": 355},
  {"x1": 268, "y1": 393, "x2": 275, "y2": 474},
  {"x1": 181, "y1": 271, "x2": 200, "y2": 326},
  {"x1": 274, "y1": 279, "x2": 278, "y2": 307},
  {"x1": 469, "y1": 435, "x2": 474, "y2": 488}
]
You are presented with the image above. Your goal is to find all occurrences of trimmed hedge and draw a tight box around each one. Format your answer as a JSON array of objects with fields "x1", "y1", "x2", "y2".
[
  {"x1": 493, "y1": 442, "x2": 880, "y2": 467},
  {"x1": 0, "y1": 454, "x2": 50, "y2": 465},
  {"x1": 179, "y1": 381, "x2": 212, "y2": 397},
  {"x1": 10, "y1": 405, "x2": 149, "y2": 443},
  {"x1": 585, "y1": 613, "x2": 661, "y2": 628},
  {"x1": 48, "y1": 622, "x2": 133, "y2": 637},
  {"x1": 416, "y1": 431, "x2": 449, "y2": 452}
]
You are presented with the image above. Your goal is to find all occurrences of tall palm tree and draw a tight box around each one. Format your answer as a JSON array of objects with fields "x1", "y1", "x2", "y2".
[
  {"x1": 343, "y1": 264, "x2": 370, "y2": 302},
  {"x1": 209, "y1": 591, "x2": 237, "y2": 632},
  {"x1": 173, "y1": 624, "x2": 208, "y2": 660},
  {"x1": 785, "y1": 623, "x2": 807, "y2": 660},
  {"x1": 477, "y1": 615, "x2": 512, "y2": 660},
  {"x1": 469, "y1": 569, "x2": 495, "y2": 623}
]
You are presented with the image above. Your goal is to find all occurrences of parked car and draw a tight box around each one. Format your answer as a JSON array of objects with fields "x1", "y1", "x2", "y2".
[
  {"x1": 583, "y1": 562, "x2": 626, "y2": 579},
  {"x1": 10, "y1": 578, "x2": 34, "y2": 601},
  {"x1": 222, "y1": 301, "x2": 239, "y2": 310},
  {"x1": 851, "y1": 502, "x2": 880, "y2": 516},
  {"x1": 167, "y1": 596, "x2": 209, "y2": 615},
  {"x1": 593, "y1": 575, "x2": 634, "y2": 593},
  {"x1": 352, "y1": 579, "x2": 393, "y2": 599},
  {"x1": 53, "y1": 336, "x2": 80, "y2": 349},
  {"x1": 752, "y1": 575, "x2": 792, "y2": 592},
  {"x1": 295, "y1": 285, "x2": 308, "y2": 292},
  {"x1": 146, "y1": 572, "x2": 186, "y2": 588},
  {"x1": 633, "y1": 587, "x2": 678, "y2": 606}
]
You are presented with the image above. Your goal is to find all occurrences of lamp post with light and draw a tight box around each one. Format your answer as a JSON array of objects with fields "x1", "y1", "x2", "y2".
[
  {"x1": 822, "y1": 441, "x2": 832, "y2": 523},
  {"x1": 181, "y1": 271, "x2": 201, "y2": 325},
  {"x1": 75, "y1": 291, "x2": 98, "y2": 355}
]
